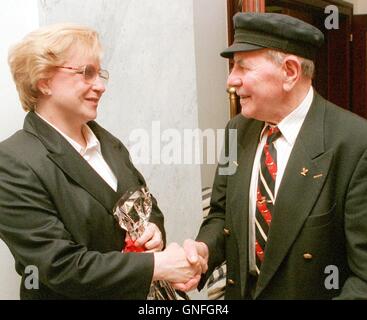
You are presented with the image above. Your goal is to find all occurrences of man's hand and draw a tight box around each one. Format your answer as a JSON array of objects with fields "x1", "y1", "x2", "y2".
[
  {"x1": 171, "y1": 239, "x2": 209, "y2": 292},
  {"x1": 153, "y1": 242, "x2": 204, "y2": 283}
]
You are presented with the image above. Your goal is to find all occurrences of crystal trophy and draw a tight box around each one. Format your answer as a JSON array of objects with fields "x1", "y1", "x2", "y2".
[{"x1": 113, "y1": 186, "x2": 188, "y2": 300}]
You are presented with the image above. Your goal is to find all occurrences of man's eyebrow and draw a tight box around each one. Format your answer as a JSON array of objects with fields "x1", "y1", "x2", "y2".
[{"x1": 234, "y1": 58, "x2": 248, "y2": 67}]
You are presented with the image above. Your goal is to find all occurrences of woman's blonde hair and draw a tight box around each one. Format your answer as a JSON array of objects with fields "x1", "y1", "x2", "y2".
[{"x1": 8, "y1": 23, "x2": 103, "y2": 112}]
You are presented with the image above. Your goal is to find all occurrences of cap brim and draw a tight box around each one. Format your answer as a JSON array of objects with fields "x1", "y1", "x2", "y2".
[{"x1": 220, "y1": 42, "x2": 265, "y2": 58}]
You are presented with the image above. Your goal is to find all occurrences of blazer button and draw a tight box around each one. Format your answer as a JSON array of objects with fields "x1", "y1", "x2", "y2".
[
  {"x1": 223, "y1": 228, "x2": 230, "y2": 236},
  {"x1": 303, "y1": 253, "x2": 313, "y2": 260},
  {"x1": 227, "y1": 278, "x2": 235, "y2": 286}
]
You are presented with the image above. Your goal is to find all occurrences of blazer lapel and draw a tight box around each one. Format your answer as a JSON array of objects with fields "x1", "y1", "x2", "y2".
[
  {"x1": 24, "y1": 112, "x2": 120, "y2": 214},
  {"x1": 254, "y1": 93, "x2": 334, "y2": 298},
  {"x1": 87, "y1": 122, "x2": 125, "y2": 193},
  {"x1": 228, "y1": 119, "x2": 263, "y2": 293},
  {"x1": 88, "y1": 122, "x2": 145, "y2": 195}
]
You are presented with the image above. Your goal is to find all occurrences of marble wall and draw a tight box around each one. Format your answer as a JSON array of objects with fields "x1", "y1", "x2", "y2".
[
  {"x1": 193, "y1": 0, "x2": 229, "y2": 187},
  {"x1": 39, "y1": 0, "x2": 197, "y2": 243}
]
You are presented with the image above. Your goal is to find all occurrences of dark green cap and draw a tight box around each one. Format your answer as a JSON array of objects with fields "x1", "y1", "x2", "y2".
[{"x1": 221, "y1": 12, "x2": 324, "y2": 60}]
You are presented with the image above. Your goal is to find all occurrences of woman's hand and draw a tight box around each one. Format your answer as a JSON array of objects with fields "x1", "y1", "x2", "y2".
[{"x1": 134, "y1": 222, "x2": 164, "y2": 252}]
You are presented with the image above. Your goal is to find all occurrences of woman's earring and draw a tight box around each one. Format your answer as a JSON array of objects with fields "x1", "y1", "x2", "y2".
[{"x1": 43, "y1": 90, "x2": 51, "y2": 96}]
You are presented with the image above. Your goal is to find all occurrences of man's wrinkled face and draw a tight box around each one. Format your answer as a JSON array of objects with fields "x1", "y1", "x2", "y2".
[{"x1": 227, "y1": 49, "x2": 285, "y2": 123}]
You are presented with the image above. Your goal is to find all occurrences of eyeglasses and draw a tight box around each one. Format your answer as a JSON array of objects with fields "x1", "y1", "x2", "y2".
[{"x1": 56, "y1": 64, "x2": 109, "y2": 84}]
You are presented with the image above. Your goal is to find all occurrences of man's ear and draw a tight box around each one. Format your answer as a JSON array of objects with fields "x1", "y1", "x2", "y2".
[
  {"x1": 37, "y1": 79, "x2": 52, "y2": 96},
  {"x1": 282, "y1": 56, "x2": 302, "y2": 92}
]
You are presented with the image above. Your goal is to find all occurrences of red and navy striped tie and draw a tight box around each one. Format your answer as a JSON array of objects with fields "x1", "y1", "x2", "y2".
[{"x1": 255, "y1": 126, "x2": 281, "y2": 274}]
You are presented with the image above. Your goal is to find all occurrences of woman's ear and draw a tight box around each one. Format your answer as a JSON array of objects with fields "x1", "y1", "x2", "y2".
[
  {"x1": 282, "y1": 56, "x2": 302, "y2": 92},
  {"x1": 37, "y1": 79, "x2": 52, "y2": 96}
]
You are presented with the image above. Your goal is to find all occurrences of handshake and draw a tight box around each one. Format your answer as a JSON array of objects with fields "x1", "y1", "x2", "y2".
[{"x1": 133, "y1": 223, "x2": 208, "y2": 292}]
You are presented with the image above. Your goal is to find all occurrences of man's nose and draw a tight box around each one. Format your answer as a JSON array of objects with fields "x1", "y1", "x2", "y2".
[{"x1": 227, "y1": 70, "x2": 242, "y2": 88}]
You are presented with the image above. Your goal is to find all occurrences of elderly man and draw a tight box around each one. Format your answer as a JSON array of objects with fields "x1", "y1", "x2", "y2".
[{"x1": 178, "y1": 12, "x2": 367, "y2": 299}]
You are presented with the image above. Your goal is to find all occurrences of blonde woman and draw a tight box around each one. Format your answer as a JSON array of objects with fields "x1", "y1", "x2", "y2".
[{"x1": 0, "y1": 24, "x2": 203, "y2": 299}]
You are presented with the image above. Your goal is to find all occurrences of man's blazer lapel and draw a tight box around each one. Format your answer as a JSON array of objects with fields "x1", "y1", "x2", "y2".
[
  {"x1": 228, "y1": 119, "x2": 263, "y2": 293},
  {"x1": 255, "y1": 93, "x2": 334, "y2": 298},
  {"x1": 24, "y1": 112, "x2": 120, "y2": 214}
]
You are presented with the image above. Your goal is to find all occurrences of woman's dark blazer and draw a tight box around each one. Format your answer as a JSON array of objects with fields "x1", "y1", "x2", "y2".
[{"x1": 0, "y1": 111, "x2": 165, "y2": 299}]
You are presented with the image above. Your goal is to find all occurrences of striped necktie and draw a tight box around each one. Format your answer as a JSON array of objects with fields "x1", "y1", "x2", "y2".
[{"x1": 255, "y1": 126, "x2": 282, "y2": 274}]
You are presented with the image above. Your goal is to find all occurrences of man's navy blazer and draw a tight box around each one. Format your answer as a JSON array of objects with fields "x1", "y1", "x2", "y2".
[{"x1": 197, "y1": 93, "x2": 367, "y2": 299}]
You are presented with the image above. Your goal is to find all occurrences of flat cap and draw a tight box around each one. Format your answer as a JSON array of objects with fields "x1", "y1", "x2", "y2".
[{"x1": 221, "y1": 12, "x2": 324, "y2": 60}]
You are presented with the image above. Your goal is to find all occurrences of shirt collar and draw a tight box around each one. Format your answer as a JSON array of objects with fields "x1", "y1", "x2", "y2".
[
  {"x1": 34, "y1": 112, "x2": 101, "y2": 155},
  {"x1": 81, "y1": 125, "x2": 101, "y2": 155},
  {"x1": 264, "y1": 86, "x2": 314, "y2": 146}
]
